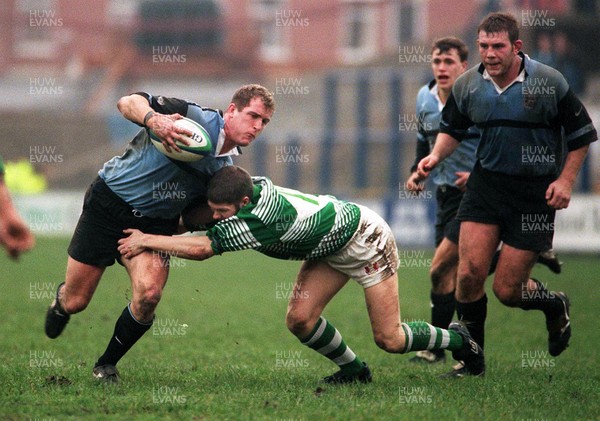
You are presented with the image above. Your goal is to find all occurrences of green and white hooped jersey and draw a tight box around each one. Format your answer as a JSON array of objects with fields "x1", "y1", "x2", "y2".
[{"x1": 207, "y1": 177, "x2": 361, "y2": 260}]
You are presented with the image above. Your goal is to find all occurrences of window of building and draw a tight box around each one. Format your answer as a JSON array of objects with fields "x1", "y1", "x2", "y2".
[
  {"x1": 250, "y1": 0, "x2": 290, "y2": 62},
  {"x1": 135, "y1": 0, "x2": 222, "y2": 52},
  {"x1": 14, "y1": 0, "x2": 61, "y2": 59},
  {"x1": 398, "y1": 0, "x2": 427, "y2": 43},
  {"x1": 339, "y1": 1, "x2": 377, "y2": 64},
  {"x1": 106, "y1": 0, "x2": 140, "y2": 27}
]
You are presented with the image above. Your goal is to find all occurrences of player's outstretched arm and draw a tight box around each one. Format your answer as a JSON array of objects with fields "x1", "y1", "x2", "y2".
[
  {"x1": 416, "y1": 133, "x2": 460, "y2": 179},
  {"x1": 405, "y1": 172, "x2": 425, "y2": 192},
  {"x1": 118, "y1": 229, "x2": 215, "y2": 261},
  {"x1": 407, "y1": 133, "x2": 431, "y2": 191},
  {"x1": 0, "y1": 179, "x2": 35, "y2": 259},
  {"x1": 546, "y1": 145, "x2": 589, "y2": 210}
]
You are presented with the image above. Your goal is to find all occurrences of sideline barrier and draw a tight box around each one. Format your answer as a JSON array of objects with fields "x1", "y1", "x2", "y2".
[
  {"x1": 14, "y1": 192, "x2": 600, "y2": 252},
  {"x1": 14, "y1": 191, "x2": 83, "y2": 237},
  {"x1": 554, "y1": 195, "x2": 600, "y2": 252}
]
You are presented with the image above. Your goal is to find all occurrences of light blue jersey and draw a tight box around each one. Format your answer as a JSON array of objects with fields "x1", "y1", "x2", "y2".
[
  {"x1": 441, "y1": 52, "x2": 597, "y2": 177},
  {"x1": 99, "y1": 93, "x2": 236, "y2": 219},
  {"x1": 416, "y1": 81, "x2": 478, "y2": 186}
]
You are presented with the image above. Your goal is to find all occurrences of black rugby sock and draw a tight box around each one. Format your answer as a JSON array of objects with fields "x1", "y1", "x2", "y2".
[
  {"x1": 430, "y1": 291, "x2": 455, "y2": 357},
  {"x1": 456, "y1": 294, "x2": 487, "y2": 350},
  {"x1": 431, "y1": 290, "x2": 456, "y2": 328},
  {"x1": 95, "y1": 304, "x2": 153, "y2": 367},
  {"x1": 519, "y1": 278, "x2": 563, "y2": 319}
]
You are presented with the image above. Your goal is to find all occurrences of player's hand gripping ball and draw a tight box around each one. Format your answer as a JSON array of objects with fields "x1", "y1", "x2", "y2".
[{"x1": 149, "y1": 117, "x2": 212, "y2": 162}]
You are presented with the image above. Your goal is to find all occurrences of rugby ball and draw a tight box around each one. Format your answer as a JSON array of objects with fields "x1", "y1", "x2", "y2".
[{"x1": 149, "y1": 117, "x2": 212, "y2": 162}]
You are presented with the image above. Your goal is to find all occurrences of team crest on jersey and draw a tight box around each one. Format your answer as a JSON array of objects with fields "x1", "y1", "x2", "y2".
[
  {"x1": 157, "y1": 96, "x2": 165, "y2": 105},
  {"x1": 523, "y1": 94, "x2": 536, "y2": 110}
]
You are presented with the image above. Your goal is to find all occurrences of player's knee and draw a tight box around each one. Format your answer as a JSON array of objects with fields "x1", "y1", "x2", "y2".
[
  {"x1": 457, "y1": 263, "x2": 486, "y2": 288},
  {"x1": 285, "y1": 310, "x2": 312, "y2": 338},
  {"x1": 430, "y1": 263, "x2": 451, "y2": 292},
  {"x1": 373, "y1": 332, "x2": 403, "y2": 353},
  {"x1": 458, "y1": 266, "x2": 481, "y2": 284},
  {"x1": 59, "y1": 286, "x2": 93, "y2": 313},
  {"x1": 492, "y1": 281, "x2": 521, "y2": 307},
  {"x1": 61, "y1": 296, "x2": 89, "y2": 314},
  {"x1": 456, "y1": 266, "x2": 487, "y2": 302},
  {"x1": 429, "y1": 265, "x2": 442, "y2": 288},
  {"x1": 136, "y1": 286, "x2": 163, "y2": 309}
]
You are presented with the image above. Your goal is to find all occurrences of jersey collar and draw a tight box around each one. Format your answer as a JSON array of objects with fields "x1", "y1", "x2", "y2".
[
  {"x1": 214, "y1": 128, "x2": 241, "y2": 157},
  {"x1": 479, "y1": 51, "x2": 528, "y2": 94},
  {"x1": 428, "y1": 81, "x2": 444, "y2": 112}
]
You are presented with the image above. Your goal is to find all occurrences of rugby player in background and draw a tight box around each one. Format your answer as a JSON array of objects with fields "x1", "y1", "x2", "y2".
[
  {"x1": 406, "y1": 37, "x2": 562, "y2": 366},
  {"x1": 418, "y1": 12, "x2": 596, "y2": 376}
]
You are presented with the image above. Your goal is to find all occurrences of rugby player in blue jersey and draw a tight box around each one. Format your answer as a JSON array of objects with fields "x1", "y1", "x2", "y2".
[
  {"x1": 118, "y1": 166, "x2": 486, "y2": 384},
  {"x1": 44, "y1": 85, "x2": 275, "y2": 382},
  {"x1": 407, "y1": 37, "x2": 562, "y2": 366},
  {"x1": 406, "y1": 37, "x2": 478, "y2": 365},
  {"x1": 418, "y1": 12, "x2": 597, "y2": 376}
]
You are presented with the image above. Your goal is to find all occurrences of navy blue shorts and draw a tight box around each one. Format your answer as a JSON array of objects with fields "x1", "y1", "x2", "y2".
[
  {"x1": 68, "y1": 177, "x2": 179, "y2": 267},
  {"x1": 457, "y1": 162, "x2": 555, "y2": 252},
  {"x1": 434, "y1": 185, "x2": 463, "y2": 246}
]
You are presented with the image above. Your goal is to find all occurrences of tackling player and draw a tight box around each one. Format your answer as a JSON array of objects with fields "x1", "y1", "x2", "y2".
[
  {"x1": 118, "y1": 166, "x2": 486, "y2": 383},
  {"x1": 44, "y1": 85, "x2": 275, "y2": 382},
  {"x1": 417, "y1": 12, "x2": 597, "y2": 376}
]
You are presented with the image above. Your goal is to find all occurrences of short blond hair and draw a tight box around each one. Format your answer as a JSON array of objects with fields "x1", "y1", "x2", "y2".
[{"x1": 231, "y1": 84, "x2": 275, "y2": 112}]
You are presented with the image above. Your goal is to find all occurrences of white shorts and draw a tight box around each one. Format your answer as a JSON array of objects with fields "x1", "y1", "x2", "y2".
[{"x1": 325, "y1": 205, "x2": 399, "y2": 289}]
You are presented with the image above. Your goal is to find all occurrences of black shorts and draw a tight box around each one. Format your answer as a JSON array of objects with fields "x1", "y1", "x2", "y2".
[
  {"x1": 435, "y1": 185, "x2": 463, "y2": 246},
  {"x1": 68, "y1": 177, "x2": 180, "y2": 267},
  {"x1": 457, "y1": 162, "x2": 555, "y2": 252}
]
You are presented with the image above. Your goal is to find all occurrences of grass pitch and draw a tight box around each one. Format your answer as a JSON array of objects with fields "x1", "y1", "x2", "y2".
[{"x1": 0, "y1": 237, "x2": 598, "y2": 420}]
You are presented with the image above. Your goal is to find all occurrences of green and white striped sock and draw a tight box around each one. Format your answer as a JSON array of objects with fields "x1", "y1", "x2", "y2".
[
  {"x1": 401, "y1": 321, "x2": 463, "y2": 353},
  {"x1": 301, "y1": 317, "x2": 365, "y2": 375}
]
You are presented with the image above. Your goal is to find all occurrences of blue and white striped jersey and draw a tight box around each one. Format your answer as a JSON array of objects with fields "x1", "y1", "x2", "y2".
[
  {"x1": 99, "y1": 93, "x2": 236, "y2": 218},
  {"x1": 441, "y1": 52, "x2": 597, "y2": 177},
  {"x1": 416, "y1": 80, "x2": 479, "y2": 186}
]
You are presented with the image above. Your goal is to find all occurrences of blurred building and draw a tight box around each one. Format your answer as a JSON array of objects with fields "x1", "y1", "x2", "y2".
[
  {"x1": 0, "y1": 0, "x2": 494, "y2": 77},
  {"x1": 0, "y1": 0, "x2": 597, "y2": 194}
]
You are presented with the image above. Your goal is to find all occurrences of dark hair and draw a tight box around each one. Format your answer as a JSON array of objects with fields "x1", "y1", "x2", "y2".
[
  {"x1": 477, "y1": 12, "x2": 519, "y2": 44},
  {"x1": 231, "y1": 84, "x2": 275, "y2": 112},
  {"x1": 207, "y1": 166, "x2": 254, "y2": 204},
  {"x1": 431, "y1": 37, "x2": 468, "y2": 62}
]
